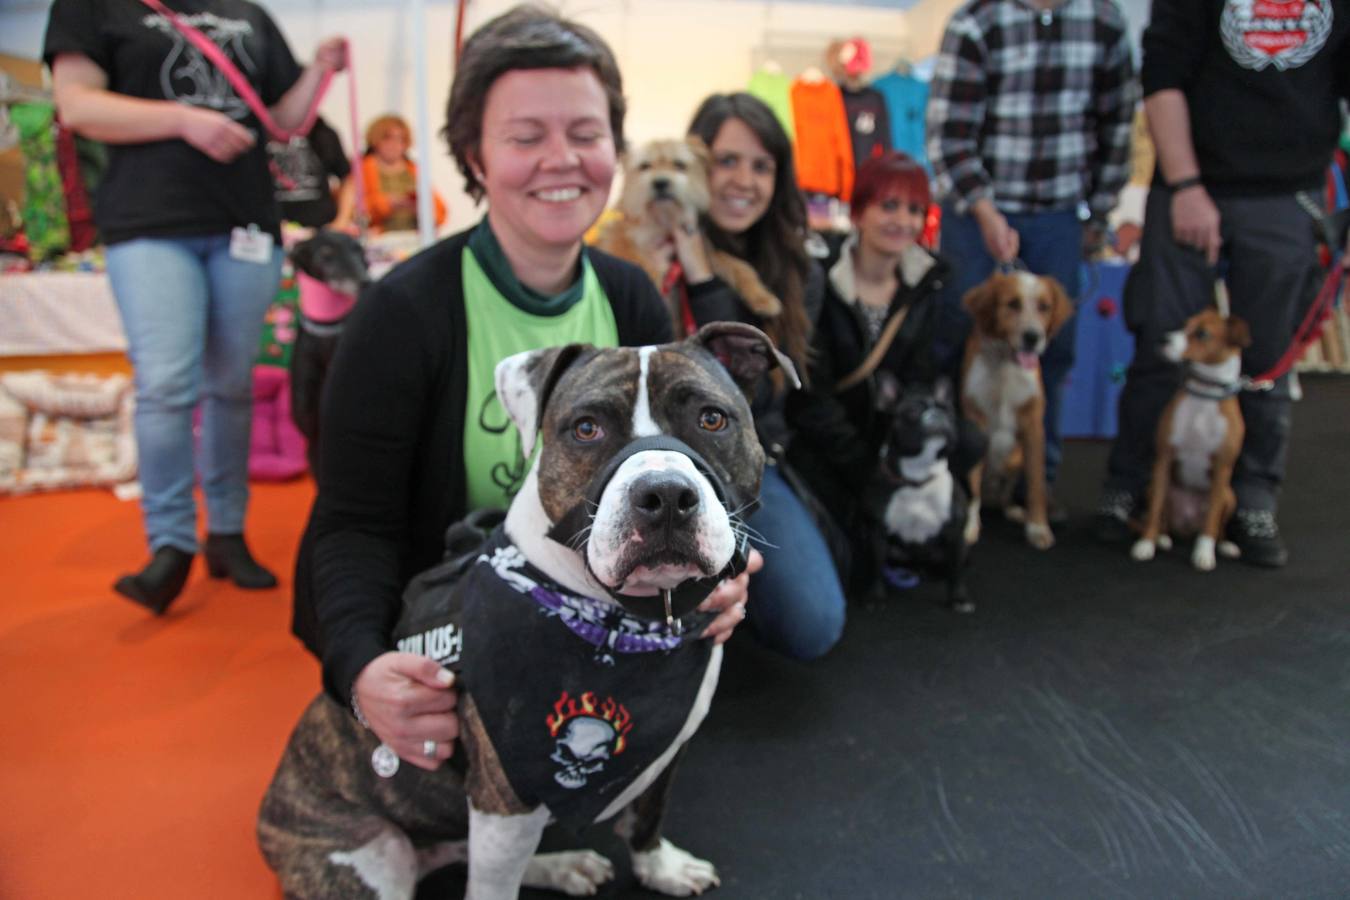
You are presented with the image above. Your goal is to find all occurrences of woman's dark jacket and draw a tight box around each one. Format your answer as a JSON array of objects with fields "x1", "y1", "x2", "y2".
[{"x1": 785, "y1": 237, "x2": 951, "y2": 522}]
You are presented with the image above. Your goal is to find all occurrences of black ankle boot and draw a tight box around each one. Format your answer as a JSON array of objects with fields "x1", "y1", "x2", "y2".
[
  {"x1": 114, "y1": 546, "x2": 195, "y2": 615},
  {"x1": 203, "y1": 533, "x2": 278, "y2": 589}
]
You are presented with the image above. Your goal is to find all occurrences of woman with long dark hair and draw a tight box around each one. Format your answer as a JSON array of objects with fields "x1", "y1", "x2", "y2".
[{"x1": 662, "y1": 91, "x2": 846, "y2": 660}]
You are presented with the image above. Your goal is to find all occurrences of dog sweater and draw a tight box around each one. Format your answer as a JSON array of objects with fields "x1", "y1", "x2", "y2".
[{"x1": 392, "y1": 528, "x2": 713, "y2": 830}]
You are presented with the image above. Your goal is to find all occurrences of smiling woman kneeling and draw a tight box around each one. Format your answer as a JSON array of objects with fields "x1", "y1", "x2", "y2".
[{"x1": 290, "y1": 5, "x2": 756, "y2": 775}]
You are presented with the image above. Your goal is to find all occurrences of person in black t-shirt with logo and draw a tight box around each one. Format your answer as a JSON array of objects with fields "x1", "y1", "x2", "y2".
[
  {"x1": 268, "y1": 116, "x2": 351, "y2": 229},
  {"x1": 43, "y1": 0, "x2": 346, "y2": 614},
  {"x1": 1093, "y1": 0, "x2": 1350, "y2": 568}
]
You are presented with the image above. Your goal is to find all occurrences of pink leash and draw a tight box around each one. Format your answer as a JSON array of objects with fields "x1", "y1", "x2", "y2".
[
  {"x1": 140, "y1": 0, "x2": 368, "y2": 222},
  {"x1": 140, "y1": 0, "x2": 332, "y2": 141}
]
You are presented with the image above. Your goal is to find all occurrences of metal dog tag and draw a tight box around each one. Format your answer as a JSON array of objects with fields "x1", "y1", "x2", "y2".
[{"x1": 371, "y1": 742, "x2": 400, "y2": 778}]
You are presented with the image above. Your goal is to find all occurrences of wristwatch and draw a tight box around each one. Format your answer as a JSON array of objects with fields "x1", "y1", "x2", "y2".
[{"x1": 1168, "y1": 175, "x2": 1203, "y2": 192}]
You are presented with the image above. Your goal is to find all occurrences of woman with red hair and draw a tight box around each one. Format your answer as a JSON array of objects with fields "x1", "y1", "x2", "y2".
[{"x1": 787, "y1": 151, "x2": 984, "y2": 591}]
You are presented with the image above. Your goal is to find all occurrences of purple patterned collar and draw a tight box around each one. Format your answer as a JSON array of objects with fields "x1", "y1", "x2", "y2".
[
  {"x1": 479, "y1": 541, "x2": 709, "y2": 662},
  {"x1": 528, "y1": 584, "x2": 692, "y2": 656}
]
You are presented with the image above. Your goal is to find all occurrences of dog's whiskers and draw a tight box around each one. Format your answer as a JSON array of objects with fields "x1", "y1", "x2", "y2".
[
  {"x1": 730, "y1": 517, "x2": 776, "y2": 551},
  {"x1": 567, "y1": 525, "x2": 594, "y2": 553}
]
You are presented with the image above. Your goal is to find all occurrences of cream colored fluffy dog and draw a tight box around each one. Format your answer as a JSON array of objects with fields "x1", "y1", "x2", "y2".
[{"x1": 594, "y1": 137, "x2": 781, "y2": 331}]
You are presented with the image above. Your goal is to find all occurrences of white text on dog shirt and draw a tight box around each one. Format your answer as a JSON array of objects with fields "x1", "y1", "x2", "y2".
[{"x1": 397, "y1": 623, "x2": 463, "y2": 667}]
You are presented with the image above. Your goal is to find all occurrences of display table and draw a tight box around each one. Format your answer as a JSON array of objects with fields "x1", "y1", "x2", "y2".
[
  {"x1": 0, "y1": 271, "x2": 126, "y2": 357},
  {"x1": 1060, "y1": 260, "x2": 1134, "y2": 440}
]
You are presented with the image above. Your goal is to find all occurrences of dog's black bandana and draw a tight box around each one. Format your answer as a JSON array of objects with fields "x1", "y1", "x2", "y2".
[
  {"x1": 546, "y1": 435, "x2": 754, "y2": 621},
  {"x1": 393, "y1": 528, "x2": 714, "y2": 831}
]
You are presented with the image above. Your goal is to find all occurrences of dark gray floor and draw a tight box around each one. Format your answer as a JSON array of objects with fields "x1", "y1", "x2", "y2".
[{"x1": 425, "y1": 375, "x2": 1350, "y2": 900}]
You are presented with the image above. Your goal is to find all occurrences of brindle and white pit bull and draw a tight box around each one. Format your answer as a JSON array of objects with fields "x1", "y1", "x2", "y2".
[{"x1": 258, "y1": 323, "x2": 796, "y2": 900}]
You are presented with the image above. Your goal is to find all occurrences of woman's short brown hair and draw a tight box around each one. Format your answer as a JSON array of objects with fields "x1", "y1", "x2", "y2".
[
  {"x1": 364, "y1": 114, "x2": 411, "y2": 154},
  {"x1": 443, "y1": 4, "x2": 626, "y2": 202}
]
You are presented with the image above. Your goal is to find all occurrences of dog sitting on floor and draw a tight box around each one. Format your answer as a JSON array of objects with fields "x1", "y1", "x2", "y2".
[
  {"x1": 875, "y1": 374, "x2": 973, "y2": 612},
  {"x1": 1131, "y1": 308, "x2": 1251, "y2": 571},
  {"x1": 593, "y1": 137, "x2": 781, "y2": 333},
  {"x1": 287, "y1": 229, "x2": 369, "y2": 471},
  {"x1": 258, "y1": 322, "x2": 797, "y2": 900},
  {"x1": 960, "y1": 271, "x2": 1073, "y2": 550}
]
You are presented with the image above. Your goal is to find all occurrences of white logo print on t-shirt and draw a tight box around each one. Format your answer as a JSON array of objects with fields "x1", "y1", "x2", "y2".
[{"x1": 143, "y1": 11, "x2": 256, "y2": 120}]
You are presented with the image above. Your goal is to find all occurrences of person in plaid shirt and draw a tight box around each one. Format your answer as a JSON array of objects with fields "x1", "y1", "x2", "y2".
[{"x1": 926, "y1": 0, "x2": 1138, "y2": 516}]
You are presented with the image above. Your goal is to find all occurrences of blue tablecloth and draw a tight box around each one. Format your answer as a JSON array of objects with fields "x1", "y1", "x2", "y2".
[{"x1": 1060, "y1": 260, "x2": 1135, "y2": 439}]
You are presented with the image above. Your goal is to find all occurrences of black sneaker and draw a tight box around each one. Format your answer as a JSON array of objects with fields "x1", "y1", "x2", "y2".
[
  {"x1": 1226, "y1": 509, "x2": 1288, "y2": 568},
  {"x1": 1092, "y1": 489, "x2": 1136, "y2": 544}
]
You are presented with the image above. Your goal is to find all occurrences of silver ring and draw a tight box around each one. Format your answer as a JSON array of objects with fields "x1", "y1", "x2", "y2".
[{"x1": 422, "y1": 739, "x2": 438, "y2": 758}]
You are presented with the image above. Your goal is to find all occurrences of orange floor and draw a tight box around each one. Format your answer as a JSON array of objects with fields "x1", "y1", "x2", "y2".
[{"x1": 0, "y1": 478, "x2": 317, "y2": 899}]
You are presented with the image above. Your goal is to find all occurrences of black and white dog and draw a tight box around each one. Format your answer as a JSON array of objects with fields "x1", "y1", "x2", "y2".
[
  {"x1": 876, "y1": 374, "x2": 973, "y2": 613},
  {"x1": 288, "y1": 229, "x2": 369, "y2": 471},
  {"x1": 258, "y1": 322, "x2": 797, "y2": 899}
]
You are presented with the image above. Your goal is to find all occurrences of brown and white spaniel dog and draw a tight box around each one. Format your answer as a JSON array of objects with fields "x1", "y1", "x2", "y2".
[{"x1": 960, "y1": 271, "x2": 1073, "y2": 549}]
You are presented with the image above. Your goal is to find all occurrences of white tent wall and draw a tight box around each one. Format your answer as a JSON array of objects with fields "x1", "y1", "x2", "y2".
[{"x1": 2, "y1": 0, "x2": 1149, "y2": 235}]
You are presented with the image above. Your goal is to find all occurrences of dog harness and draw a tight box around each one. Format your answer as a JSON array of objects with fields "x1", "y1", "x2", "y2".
[{"x1": 392, "y1": 527, "x2": 714, "y2": 830}]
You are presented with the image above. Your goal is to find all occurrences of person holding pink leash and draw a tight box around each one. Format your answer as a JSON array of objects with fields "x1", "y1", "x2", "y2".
[{"x1": 44, "y1": 0, "x2": 347, "y2": 614}]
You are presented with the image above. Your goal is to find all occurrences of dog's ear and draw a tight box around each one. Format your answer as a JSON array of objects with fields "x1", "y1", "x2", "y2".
[
  {"x1": 289, "y1": 238, "x2": 316, "y2": 273},
  {"x1": 495, "y1": 344, "x2": 593, "y2": 456},
  {"x1": 689, "y1": 321, "x2": 800, "y2": 396},
  {"x1": 1226, "y1": 316, "x2": 1252, "y2": 349},
  {"x1": 874, "y1": 369, "x2": 901, "y2": 410},
  {"x1": 685, "y1": 135, "x2": 711, "y2": 168},
  {"x1": 962, "y1": 279, "x2": 1000, "y2": 336},
  {"x1": 1043, "y1": 276, "x2": 1074, "y2": 337}
]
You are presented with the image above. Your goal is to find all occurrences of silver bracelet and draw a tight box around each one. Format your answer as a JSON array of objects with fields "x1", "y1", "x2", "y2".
[
  {"x1": 351, "y1": 685, "x2": 371, "y2": 730},
  {"x1": 352, "y1": 684, "x2": 401, "y2": 778}
]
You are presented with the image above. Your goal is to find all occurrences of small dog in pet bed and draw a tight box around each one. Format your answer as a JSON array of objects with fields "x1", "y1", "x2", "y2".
[
  {"x1": 288, "y1": 229, "x2": 369, "y2": 471},
  {"x1": 875, "y1": 374, "x2": 973, "y2": 613},
  {"x1": 593, "y1": 137, "x2": 781, "y2": 333}
]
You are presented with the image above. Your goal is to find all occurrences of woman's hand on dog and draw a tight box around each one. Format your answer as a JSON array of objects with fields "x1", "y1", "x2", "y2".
[
  {"x1": 697, "y1": 548, "x2": 761, "y2": 644},
  {"x1": 353, "y1": 652, "x2": 459, "y2": 771},
  {"x1": 670, "y1": 221, "x2": 714, "y2": 284}
]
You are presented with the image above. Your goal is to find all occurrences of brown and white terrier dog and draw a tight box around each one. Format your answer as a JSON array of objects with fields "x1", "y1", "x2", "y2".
[
  {"x1": 593, "y1": 137, "x2": 780, "y2": 334},
  {"x1": 960, "y1": 271, "x2": 1074, "y2": 549},
  {"x1": 1131, "y1": 308, "x2": 1251, "y2": 571}
]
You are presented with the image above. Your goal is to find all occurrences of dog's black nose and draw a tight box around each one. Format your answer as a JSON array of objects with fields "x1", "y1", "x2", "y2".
[
  {"x1": 1020, "y1": 330, "x2": 1041, "y2": 351},
  {"x1": 651, "y1": 177, "x2": 671, "y2": 194},
  {"x1": 629, "y1": 471, "x2": 700, "y2": 529}
]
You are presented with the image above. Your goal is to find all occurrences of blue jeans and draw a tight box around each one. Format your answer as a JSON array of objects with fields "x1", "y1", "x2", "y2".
[
  {"x1": 933, "y1": 205, "x2": 1084, "y2": 483},
  {"x1": 744, "y1": 464, "x2": 847, "y2": 660},
  {"x1": 106, "y1": 235, "x2": 282, "y2": 554}
]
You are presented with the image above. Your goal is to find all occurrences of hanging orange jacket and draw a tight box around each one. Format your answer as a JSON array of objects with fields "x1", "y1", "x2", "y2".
[
  {"x1": 790, "y1": 79, "x2": 854, "y2": 201},
  {"x1": 359, "y1": 155, "x2": 448, "y2": 232}
]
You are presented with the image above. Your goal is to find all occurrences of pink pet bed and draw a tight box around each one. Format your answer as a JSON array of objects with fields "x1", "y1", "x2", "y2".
[{"x1": 248, "y1": 365, "x2": 308, "y2": 481}]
